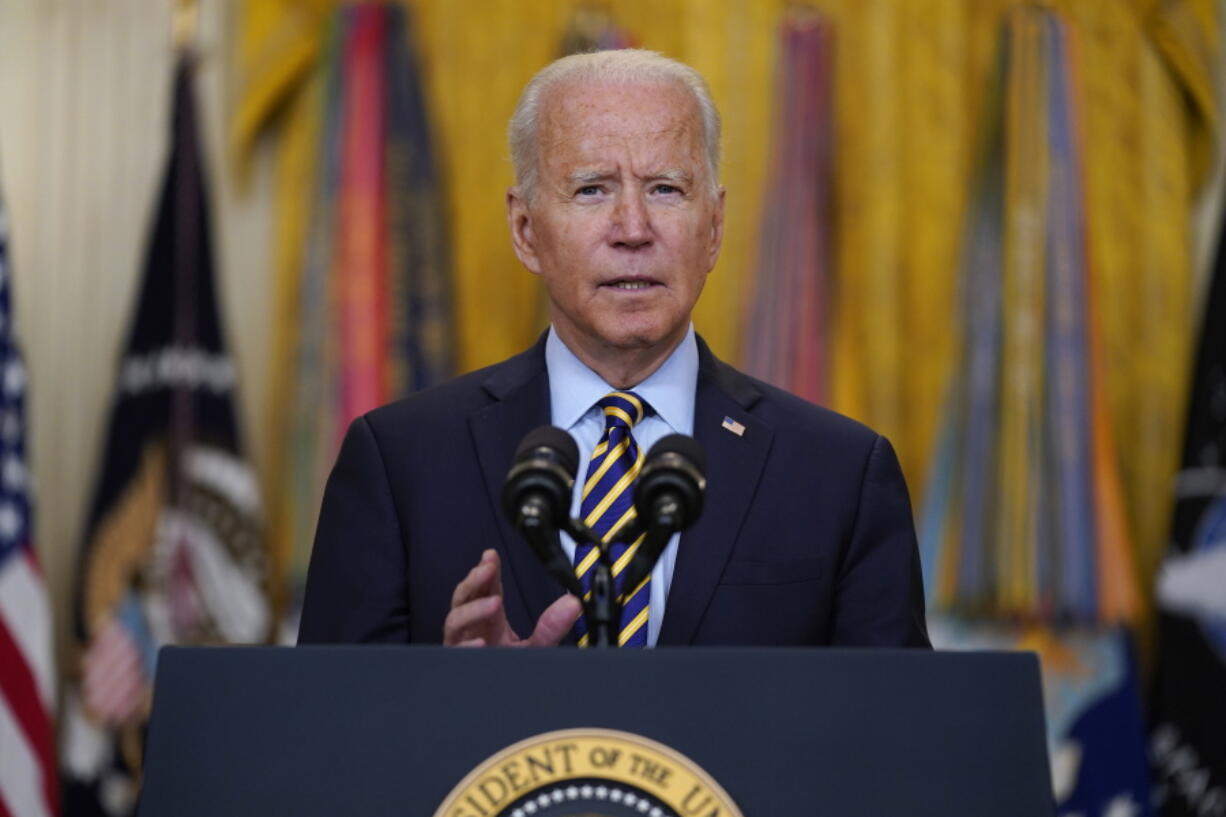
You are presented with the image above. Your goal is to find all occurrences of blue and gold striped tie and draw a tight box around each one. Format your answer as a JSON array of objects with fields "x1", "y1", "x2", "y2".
[{"x1": 574, "y1": 391, "x2": 650, "y2": 647}]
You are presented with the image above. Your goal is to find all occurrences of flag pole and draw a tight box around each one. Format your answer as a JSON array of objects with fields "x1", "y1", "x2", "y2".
[{"x1": 172, "y1": 0, "x2": 198, "y2": 54}]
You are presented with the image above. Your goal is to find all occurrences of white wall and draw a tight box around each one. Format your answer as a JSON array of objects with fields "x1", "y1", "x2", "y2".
[{"x1": 0, "y1": 0, "x2": 274, "y2": 673}]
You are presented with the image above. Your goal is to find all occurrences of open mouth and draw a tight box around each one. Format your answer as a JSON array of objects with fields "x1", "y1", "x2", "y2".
[{"x1": 602, "y1": 279, "x2": 660, "y2": 291}]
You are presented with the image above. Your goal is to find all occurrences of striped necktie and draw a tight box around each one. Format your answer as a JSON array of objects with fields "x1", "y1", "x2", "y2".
[{"x1": 574, "y1": 391, "x2": 650, "y2": 647}]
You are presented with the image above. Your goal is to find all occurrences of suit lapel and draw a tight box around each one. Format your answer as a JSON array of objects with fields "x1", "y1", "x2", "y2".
[
  {"x1": 467, "y1": 336, "x2": 571, "y2": 639},
  {"x1": 658, "y1": 339, "x2": 773, "y2": 645}
]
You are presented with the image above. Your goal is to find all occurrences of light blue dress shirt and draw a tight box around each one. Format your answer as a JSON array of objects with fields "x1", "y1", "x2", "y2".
[{"x1": 545, "y1": 325, "x2": 698, "y2": 647}]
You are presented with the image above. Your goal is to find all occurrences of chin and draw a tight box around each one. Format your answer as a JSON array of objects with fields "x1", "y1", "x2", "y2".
[{"x1": 597, "y1": 324, "x2": 676, "y2": 352}]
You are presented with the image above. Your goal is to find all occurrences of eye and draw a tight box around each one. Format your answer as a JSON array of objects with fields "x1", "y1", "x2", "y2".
[
  {"x1": 652, "y1": 183, "x2": 682, "y2": 195},
  {"x1": 576, "y1": 184, "x2": 603, "y2": 197}
]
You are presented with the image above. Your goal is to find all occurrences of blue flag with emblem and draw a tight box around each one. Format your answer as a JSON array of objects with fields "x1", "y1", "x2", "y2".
[{"x1": 60, "y1": 56, "x2": 272, "y2": 817}]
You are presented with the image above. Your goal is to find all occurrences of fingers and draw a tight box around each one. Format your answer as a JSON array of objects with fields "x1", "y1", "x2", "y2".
[
  {"x1": 443, "y1": 595, "x2": 502, "y2": 645},
  {"x1": 444, "y1": 550, "x2": 583, "y2": 647},
  {"x1": 523, "y1": 593, "x2": 583, "y2": 647},
  {"x1": 444, "y1": 550, "x2": 508, "y2": 646},
  {"x1": 450, "y1": 548, "x2": 501, "y2": 609}
]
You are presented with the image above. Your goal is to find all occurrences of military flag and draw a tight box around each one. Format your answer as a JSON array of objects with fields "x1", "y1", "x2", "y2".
[
  {"x1": 277, "y1": 4, "x2": 455, "y2": 640},
  {"x1": 60, "y1": 57, "x2": 271, "y2": 816},
  {"x1": 1148, "y1": 201, "x2": 1226, "y2": 816},
  {"x1": 742, "y1": 10, "x2": 833, "y2": 405},
  {"x1": 919, "y1": 8, "x2": 1150, "y2": 815}
]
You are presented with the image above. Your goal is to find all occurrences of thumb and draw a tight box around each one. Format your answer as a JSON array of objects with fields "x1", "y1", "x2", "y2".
[{"x1": 524, "y1": 594, "x2": 583, "y2": 647}]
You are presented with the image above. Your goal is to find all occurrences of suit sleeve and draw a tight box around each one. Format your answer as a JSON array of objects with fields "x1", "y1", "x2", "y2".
[
  {"x1": 831, "y1": 434, "x2": 931, "y2": 647},
  {"x1": 298, "y1": 415, "x2": 411, "y2": 643}
]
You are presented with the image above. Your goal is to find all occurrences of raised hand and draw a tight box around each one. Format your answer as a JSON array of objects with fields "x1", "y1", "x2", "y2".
[{"x1": 443, "y1": 549, "x2": 581, "y2": 647}]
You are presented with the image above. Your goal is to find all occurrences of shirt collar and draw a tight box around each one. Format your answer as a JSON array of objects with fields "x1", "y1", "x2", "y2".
[{"x1": 546, "y1": 325, "x2": 698, "y2": 435}]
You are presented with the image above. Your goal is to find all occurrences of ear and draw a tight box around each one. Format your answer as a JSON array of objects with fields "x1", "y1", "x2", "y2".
[
  {"x1": 507, "y1": 187, "x2": 542, "y2": 275},
  {"x1": 705, "y1": 186, "x2": 726, "y2": 270}
]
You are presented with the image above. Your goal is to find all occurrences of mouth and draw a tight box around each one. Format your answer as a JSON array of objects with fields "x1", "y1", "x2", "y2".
[{"x1": 601, "y1": 278, "x2": 662, "y2": 292}]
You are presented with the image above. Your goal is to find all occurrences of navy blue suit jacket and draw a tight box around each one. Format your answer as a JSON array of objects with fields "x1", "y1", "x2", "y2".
[{"x1": 298, "y1": 335, "x2": 930, "y2": 647}]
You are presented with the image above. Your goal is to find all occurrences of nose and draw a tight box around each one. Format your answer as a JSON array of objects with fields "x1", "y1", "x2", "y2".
[{"x1": 611, "y1": 190, "x2": 652, "y2": 249}]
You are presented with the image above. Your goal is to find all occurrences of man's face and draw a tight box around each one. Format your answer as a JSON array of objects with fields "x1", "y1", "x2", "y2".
[{"x1": 508, "y1": 79, "x2": 725, "y2": 361}]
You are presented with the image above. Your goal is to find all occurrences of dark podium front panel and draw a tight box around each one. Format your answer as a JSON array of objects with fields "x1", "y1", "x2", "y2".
[{"x1": 140, "y1": 647, "x2": 1052, "y2": 817}]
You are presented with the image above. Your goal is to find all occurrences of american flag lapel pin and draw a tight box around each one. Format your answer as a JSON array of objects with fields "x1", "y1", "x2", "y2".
[{"x1": 721, "y1": 416, "x2": 746, "y2": 437}]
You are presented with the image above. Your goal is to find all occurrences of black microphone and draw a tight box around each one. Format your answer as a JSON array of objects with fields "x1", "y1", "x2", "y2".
[
  {"x1": 618, "y1": 434, "x2": 707, "y2": 597},
  {"x1": 501, "y1": 426, "x2": 583, "y2": 596},
  {"x1": 502, "y1": 426, "x2": 578, "y2": 529},
  {"x1": 635, "y1": 433, "x2": 707, "y2": 532}
]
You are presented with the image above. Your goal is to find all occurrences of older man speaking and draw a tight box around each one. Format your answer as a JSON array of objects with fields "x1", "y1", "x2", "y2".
[{"x1": 298, "y1": 50, "x2": 929, "y2": 650}]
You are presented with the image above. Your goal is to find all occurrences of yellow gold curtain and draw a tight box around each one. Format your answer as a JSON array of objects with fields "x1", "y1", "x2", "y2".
[{"x1": 233, "y1": 0, "x2": 1216, "y2": 608}]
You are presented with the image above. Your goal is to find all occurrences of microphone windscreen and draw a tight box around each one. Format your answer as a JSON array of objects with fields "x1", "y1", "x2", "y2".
[
  {"x1": 645, "y1": 433, "x2": 707, "y2": 476},
  {"x1": 515, "y1": 425, "x2": 580, "y2": 478}
]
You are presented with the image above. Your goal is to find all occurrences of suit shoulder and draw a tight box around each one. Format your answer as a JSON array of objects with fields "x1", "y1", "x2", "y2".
[
  {"x1": 727, "y1": 367, "x2": 910, "y2": 493},
  {"x1": 359, "y1": 355, "x2": 523, "y2": 434},
  {"x1": 699, "y1": 340, "x2": 882, "y2": 450},
  {"x1": 733, "y1": 367, "x2": 881, "y2": 448}
]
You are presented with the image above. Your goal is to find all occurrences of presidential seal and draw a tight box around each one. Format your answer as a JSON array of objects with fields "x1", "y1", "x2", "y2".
[{"x1": 433, "y1": 728, "x2": 744, "y2": 817}]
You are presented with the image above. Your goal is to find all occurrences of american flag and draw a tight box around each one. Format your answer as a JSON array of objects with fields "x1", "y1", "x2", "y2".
[{"x1": 0, "y1": 197, "x2": 58, "y2": 817}]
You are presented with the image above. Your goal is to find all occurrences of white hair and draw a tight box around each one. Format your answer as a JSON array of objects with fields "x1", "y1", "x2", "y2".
[{"x1": 508, "y1": 49, "x2": 722, "y2": 199}]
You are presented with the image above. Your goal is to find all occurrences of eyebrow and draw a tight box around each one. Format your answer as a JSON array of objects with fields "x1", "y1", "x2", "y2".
[
  {"x1": 646, "y1": 169, "x2": 693, "y2": 184},
  {"x1": 565, "y1": 169, "x2": 695, "y2": 185},
  {"x1": 567, "y1": 170, "x2": 616, "y2": 185}
]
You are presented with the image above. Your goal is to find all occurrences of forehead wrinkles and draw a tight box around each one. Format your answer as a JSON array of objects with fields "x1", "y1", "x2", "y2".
[
  {"x1": 557, "y1": 124, "x2": 694, "y2": 162},
  {"x1": 536, "y1": 81, "x2": 704, "y2": 174}
]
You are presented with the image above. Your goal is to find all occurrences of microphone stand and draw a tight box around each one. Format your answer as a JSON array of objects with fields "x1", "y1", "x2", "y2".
[
  {"x1": 611, "y1": 525, "x2": 668, "y2": 611},
  {"x1": 517, "y1": 501, "x2": 583, "y2": 599},
  {"x1": 517, "y1": 506, "x2": 674, "y2": 650},
  {"x1": 507, "y1": 430, "x2": 705, "y2": 650},
  {"x1": 511, "y1": 501, "x2": 620, "y2": 648},
  {"x1": 615, "y1": 492, "x2": 683, "y2": 600},
  {"x1": 564, "y1": 520, "x2": 619, "y2": 648},
  {"x1": 564, "y1": 510, "x2": 676, "y2": 648}
]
